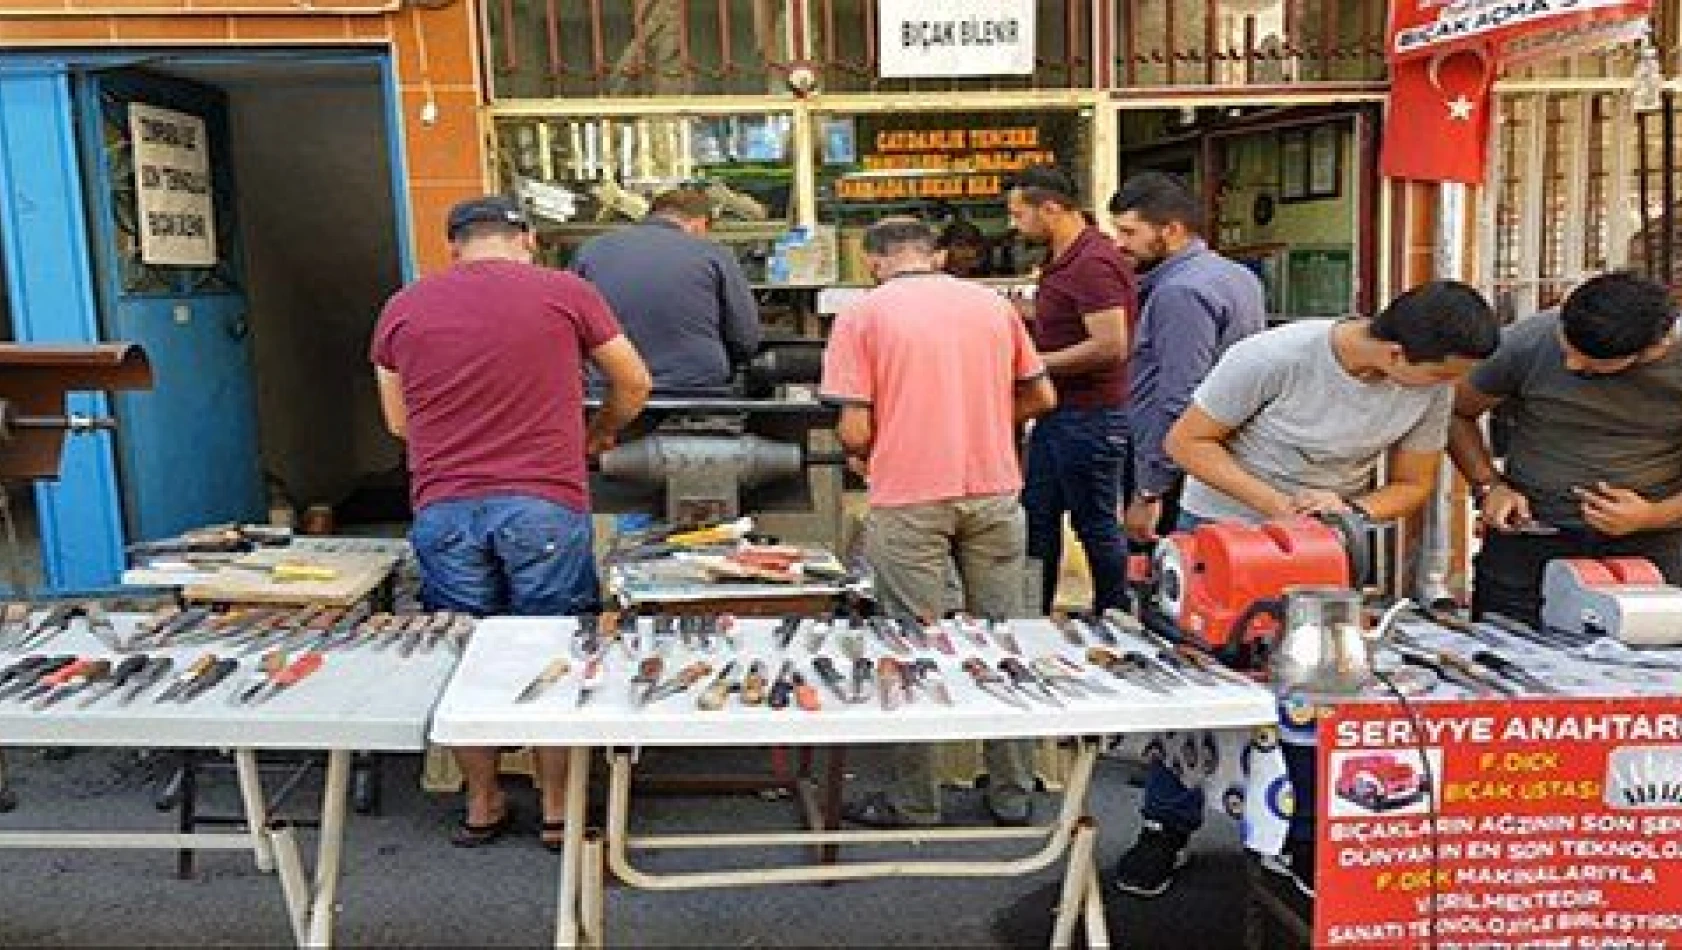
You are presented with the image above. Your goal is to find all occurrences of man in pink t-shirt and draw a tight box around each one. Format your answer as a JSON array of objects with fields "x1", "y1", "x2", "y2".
[
  {"x1": 821, "y1": 217, "x2": 1057, "y2": 827},
  {"x1": 371, "y1": 195, "x2": 651, "y2": 850}
]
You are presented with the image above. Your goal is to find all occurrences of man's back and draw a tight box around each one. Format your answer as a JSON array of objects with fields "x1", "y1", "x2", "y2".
[
  {"x1": 371, "y1": 258, "x2": 621, "y2": 511},
  {"x1": 573, "y1": 219, "x2": 759, "y2": 394},
  {"x1": 822, "y1": 273, "x2": 1043, "y2": 507}
]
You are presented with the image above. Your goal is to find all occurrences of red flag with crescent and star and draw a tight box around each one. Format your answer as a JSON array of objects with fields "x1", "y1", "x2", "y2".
[
  {"x1": 1381, "y1": 0, "x2": 1652, "y2": 184},
  {"x1": 1380, "y1": 45, "x2": 1496, "y2": 184}
]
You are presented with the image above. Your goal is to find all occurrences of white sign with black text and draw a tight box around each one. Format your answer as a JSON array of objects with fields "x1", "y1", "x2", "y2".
[
  {"x1": 877, "y1": 0, "x2": 1037, "y2": 78},
  {"x1": 129, "y1": 102, "x2": 216, "y2": 268}
]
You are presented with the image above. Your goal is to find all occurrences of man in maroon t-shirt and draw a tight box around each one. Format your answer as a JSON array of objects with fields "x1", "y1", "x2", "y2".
[
  {"x1": 371, "y1": 195, "x2": 650, "y2": 849},
  {"x1": 1007, "y1": 166, "x2": 1138, "y2": 615}
]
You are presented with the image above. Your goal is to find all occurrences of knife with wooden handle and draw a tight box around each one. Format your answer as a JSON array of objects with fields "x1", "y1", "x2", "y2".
[{"x1": 515, "y1": 656, "x2": 572, "y2": 703}]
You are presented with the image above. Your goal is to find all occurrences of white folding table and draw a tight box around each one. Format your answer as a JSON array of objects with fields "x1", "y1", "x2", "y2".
[
  {"x1": 0, "y1": 613, "x2": 457, "y2": 947},
  {"x1": 430, "y1": 616, "x2": 1278, "y2": 948}
]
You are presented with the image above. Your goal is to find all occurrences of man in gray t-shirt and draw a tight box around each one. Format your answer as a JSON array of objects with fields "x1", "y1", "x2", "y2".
[
  {"x1": 1113, "y1": 281, "x2": 1500, "y2": 901},
  {"x1": 1449, "y1": 271, "x2": 1682, "y2": 626},
  {"x1": 1171, "y1": 281, "x2": 1500, "y2": 526}
]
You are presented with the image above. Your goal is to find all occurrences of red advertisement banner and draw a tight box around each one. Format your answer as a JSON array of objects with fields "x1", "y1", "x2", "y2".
[
  {"x1": 1387, "y1": 0, "x2": 1652, "y2": 62},
  {"x1": 1316, "y1": 698, "x2": 1682, "y2": 949}
]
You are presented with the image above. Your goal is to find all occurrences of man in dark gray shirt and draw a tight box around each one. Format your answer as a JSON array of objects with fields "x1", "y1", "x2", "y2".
[
  {"x1": 572, "y1": 186, "x2": 761, "y2": 395},
  {"x1": 1109, "y1": 172, "x2": 1267, "y2": 543},
  {"x1": 1450, "y1": 271, "x2": 1682, "y2": 626}
]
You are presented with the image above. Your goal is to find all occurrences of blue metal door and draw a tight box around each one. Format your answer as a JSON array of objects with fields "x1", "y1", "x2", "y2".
[{"x1": 75, "y1": 70, "x2": 263, "y2": 541}]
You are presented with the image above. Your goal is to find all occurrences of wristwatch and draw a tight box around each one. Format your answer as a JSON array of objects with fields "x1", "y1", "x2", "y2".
[{"x1": 1136, "y1": 490, "x2": 1162, "y2": 503}]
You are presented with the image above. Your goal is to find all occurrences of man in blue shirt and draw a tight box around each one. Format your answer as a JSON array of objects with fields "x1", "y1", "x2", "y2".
[
  {"x1": 1109, "y1": 172, "x2": 1268, "y2": 544},
  {"x1": 573, "y1": 186, "x2": 761, "y2": 395}
]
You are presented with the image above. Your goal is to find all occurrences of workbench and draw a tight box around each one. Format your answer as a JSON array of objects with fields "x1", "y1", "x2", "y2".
[
  {"x1": 0, "y1": 611, "x2": 457, "y2": 947},
  {"x1": 429, "y1": 616, "x2": 1278, "y2": 948}
]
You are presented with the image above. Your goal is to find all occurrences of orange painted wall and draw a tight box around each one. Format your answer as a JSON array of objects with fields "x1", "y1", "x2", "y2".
[{"x1": 0, "y1": 0, "x2": 488, "y2": 275}]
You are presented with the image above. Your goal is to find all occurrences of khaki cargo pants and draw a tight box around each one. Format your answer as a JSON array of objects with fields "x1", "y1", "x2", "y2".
[{"x1": 865, "y1": 493, "x2": 1035, "y2": 822}]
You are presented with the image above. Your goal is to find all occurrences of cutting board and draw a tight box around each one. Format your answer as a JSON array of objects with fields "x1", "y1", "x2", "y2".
[{"x1": 183, "y1": 549, "x2": 400, "y2": 607}]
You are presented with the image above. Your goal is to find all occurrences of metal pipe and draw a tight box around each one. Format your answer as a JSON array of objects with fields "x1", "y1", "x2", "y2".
[
  {"x1": 628, "y1": 826, "x2": 1049, "y2": 849},
  {"x1": 555, "y1": 746, "x2": 591, "y2": 948},
  {"x1": 0, "y1": 831, "x2": 254, "y2": 849},
  {"x1": 582, "y1": 829, "x2": 606, "y2": 947},
  {"x1": 1415, "y1": 181, "x2": 1468, "y2": 608},
  {"x1": 233, "y1": 749, "x2": 276, "y2": 873},
  {"x1": 501, "y1": 0, "x2": 519, "y2": 73},
  {"x1": 305, "y1": 749, "x2": 352, "y2": 947},
  {"x1": 268, "y1": 824, "x2": 312, "y2": 946},
  {"x1": 604, "y1": 743, "x2": 1100, "y2": 890},
  {"x1": 1049, "y1": 817, "x2": 1099, "y2": 949},
  {"x1": 1663, "y1": 91, "x2": 1676, "y2": 286},
  {"x1": 1321, "y1": 0, "x2": 1338, "y2": 78},
  {"x1": 1204, "y1": 0, "x2": 1219, "y2": 85},
  {"x1": 544, "y1": 0, "x2": 563, "y2": 80}
]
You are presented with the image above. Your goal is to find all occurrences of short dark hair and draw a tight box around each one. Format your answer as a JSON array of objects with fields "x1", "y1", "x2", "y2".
[
  {"x1": 1109, "y1": 172, "x2": 1203, "y2": 234},
  {"x1": 863, "y1": 216, "x2": 938, "y2": 256},
  {"x1": 1007, "y1": 164, "x2": 1081, "y2": 210},
  {"x1": 650, "y1": 186, "x2": 714, "y2": 221},
  {"x1": 1370, "y1": 280, "x2": 1500, "y2": 362},
  {"x1": 1561, "y1": 271, "x2": 1677, "y2": 359}
]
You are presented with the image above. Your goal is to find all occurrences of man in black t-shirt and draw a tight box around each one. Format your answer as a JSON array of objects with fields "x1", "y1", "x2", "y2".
[{"x1": 1449, "y1": 271, "x2": 1682, "y2": 625}]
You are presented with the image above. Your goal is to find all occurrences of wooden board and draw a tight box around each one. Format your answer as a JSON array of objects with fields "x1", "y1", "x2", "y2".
[{"x1": 182, "y1": 549, "x2": 399, "y2": 607}]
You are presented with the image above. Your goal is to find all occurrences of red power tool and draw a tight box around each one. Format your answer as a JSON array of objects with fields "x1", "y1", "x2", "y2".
[{"x1": 1139, "y1": 514, "x2": 1370, "y2": 667}]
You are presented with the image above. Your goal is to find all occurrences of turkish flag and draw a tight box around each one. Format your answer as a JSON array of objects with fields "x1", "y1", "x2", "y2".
[{"x1": 1380, "y1": 47, "x2": 1495, "y2": 185}]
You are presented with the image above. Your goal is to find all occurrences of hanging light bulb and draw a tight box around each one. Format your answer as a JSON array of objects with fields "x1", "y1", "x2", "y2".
[{"x1": 1633, "y1": 30, "x2": 1665, "y2": 113}]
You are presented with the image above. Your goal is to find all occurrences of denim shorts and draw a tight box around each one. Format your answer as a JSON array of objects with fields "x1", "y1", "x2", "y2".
[{"x1": 411, "y1": 495, "x2": 600, "y2": 616}]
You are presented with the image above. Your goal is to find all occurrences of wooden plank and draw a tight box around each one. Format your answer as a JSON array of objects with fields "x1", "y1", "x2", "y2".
[{"x1": 183, "y1": 549, "x2": 398, "y2": 607}]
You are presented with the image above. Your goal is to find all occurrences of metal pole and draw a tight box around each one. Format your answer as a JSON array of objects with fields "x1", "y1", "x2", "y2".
[{"x1": 1413, "y1": 182, "x2": 1468, "y2": 607}]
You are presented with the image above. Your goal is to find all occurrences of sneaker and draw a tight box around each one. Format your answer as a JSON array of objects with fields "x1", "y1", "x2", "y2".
[
  {"x1": 1112, "y1": 820, "x2": 1191, "y2": 897},
  {"x1": 1261, "y1": 837, "x2": 1316, "y2": 899}
]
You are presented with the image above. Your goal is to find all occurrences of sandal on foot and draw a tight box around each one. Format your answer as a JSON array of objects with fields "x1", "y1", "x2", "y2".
[
  {"x1": 540, "y1": 820, "x2": 567, "y2": 853},
  {"x1": 451, "y1": 806, "x2": 514, "y2": 848}
]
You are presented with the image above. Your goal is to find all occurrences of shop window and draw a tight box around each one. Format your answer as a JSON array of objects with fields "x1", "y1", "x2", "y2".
[
  {"x1": 483, "y1": 0, "x2": 787, "y2": 99},
  {"x1": 810, "y1": 0, "x2": 1092, "y2": 94},
  {"x1": 1123, "y1": 108, "x2": 1365, "y2": 320},
  {"x1": 1113, "y1": 0, "x2": 1384, "y2": 87},
  {"x1": 810, "y1": 109, "x2": 1092, "y2": 283},
  {"x1": 492, "y1": 112, "x2": 796, "y2": 275}
]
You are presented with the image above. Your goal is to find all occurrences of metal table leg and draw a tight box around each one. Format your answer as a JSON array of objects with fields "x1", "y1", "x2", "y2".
[
  {"x1": 554, "y1": 746, "x2": 590, "y2": 948},
  {"x1": 233, "y1": 749, "x2": 276, "y2": 872},
  {"x1": 264, "y1": 749, "x2": 354, "y2": 948}
]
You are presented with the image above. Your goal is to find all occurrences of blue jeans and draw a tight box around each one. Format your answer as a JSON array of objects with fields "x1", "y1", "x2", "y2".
[
  {"x1": 1022, "y1": 406, "x2": 1129, "y2": 614},
  {"x1": 1143, "y1": 509, "x2": 1315, "y2": 843},
  {"x1": 411, "y1": 495, "x2": 601, "y2": 616}
]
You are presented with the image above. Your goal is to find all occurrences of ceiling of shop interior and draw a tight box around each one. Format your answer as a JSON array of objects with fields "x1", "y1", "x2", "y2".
[{"x1": 151, "y1": 59, "x2": 380, "y2": 88}]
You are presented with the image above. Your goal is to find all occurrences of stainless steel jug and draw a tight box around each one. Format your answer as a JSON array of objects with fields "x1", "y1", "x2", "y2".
[{"x1": 1271, "y1": 586, "x2": 1372, "y2": 698}]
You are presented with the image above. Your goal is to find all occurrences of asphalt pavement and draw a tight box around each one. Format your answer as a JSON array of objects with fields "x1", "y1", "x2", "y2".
[{"x1": 0, "y1": 744, "x2": 1259, "y2": 947}]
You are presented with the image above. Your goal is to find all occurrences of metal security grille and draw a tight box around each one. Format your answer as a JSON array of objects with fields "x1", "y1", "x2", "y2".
[
  {"x1": 1632, "y1": 93, "x2": 1680, "y2": 292},
  {"x1": 1112, "y1": 0, "x2": 1384, "y2": 87},
  {"x1": 1481, "y1": 90, "x2": 1645, "y2": 322}
]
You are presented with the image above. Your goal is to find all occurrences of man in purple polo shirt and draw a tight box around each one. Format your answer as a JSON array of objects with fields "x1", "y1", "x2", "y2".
[
  {"x1": 1008, "y1": 165, "x2": 1138, "y2": 614},
  {"x1": 1111, "y1": 171, "x2": 1268, "y2": 544},
  {"x1": 372, "y1": 195, "x2": 651, "y2": 850}
]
